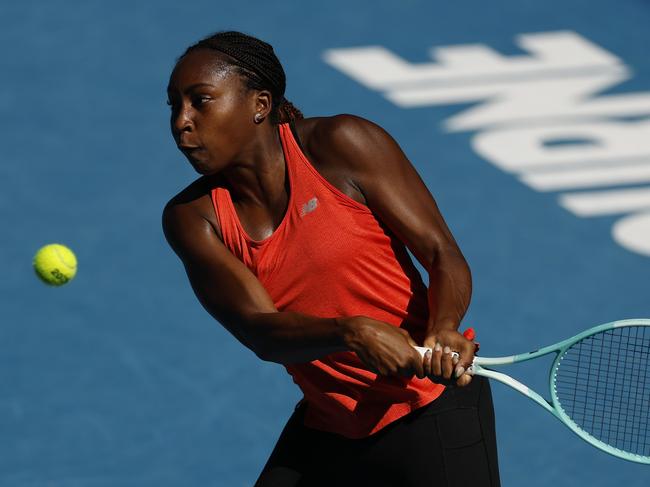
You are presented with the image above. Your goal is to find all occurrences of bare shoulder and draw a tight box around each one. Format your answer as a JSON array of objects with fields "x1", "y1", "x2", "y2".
[
  {"x1": 293, "y1": 115, "x2": 397, "y2": 204},
  {"x1": 295, "y1": 114, "x2": 393, "y2": 166},
  {"x1": 162, "y1": 175, "x2": 224, "y2": 246}
]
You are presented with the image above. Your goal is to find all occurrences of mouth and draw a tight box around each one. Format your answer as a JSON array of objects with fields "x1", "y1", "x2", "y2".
[
  {"x1": 179, "y1": 144, "x2": 201, "y2": 153},
  {"x1": 179, "y1": 145, "x2": 206, "y2": 162}
]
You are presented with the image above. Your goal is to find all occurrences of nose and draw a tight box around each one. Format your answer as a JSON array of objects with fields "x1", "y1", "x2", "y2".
[{"x1": 171, "y1": 105, "x2": 193, "y2": 138}]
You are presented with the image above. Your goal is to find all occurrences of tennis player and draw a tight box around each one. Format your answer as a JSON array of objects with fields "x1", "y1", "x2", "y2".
[{"x1": 163, "y1": 31, "x2": 500, "y2": 487}]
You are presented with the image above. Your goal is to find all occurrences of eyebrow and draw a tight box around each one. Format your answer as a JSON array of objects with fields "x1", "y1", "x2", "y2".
[{"x1": 166, "y1": 82, "x2": 217, "y2": 94}]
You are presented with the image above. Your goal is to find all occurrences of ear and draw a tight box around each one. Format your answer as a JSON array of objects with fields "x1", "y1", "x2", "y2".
[{"x1": 254, "y1": 90, "x2": 273, "y2": 121}]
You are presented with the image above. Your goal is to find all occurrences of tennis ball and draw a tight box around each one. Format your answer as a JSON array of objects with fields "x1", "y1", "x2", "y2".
[{"x1": 33, "y1": 244, "x2": 77, "y2": 286}]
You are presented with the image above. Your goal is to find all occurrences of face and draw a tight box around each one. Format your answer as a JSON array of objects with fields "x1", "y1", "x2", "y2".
[{"x1": 166, "y1": 49, "x2": 261, "y2": 175}]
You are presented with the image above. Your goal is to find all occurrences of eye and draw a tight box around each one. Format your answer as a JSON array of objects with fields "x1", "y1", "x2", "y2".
[{"x1": 192, "y1": 95, "x2": 212, "y2": 107}]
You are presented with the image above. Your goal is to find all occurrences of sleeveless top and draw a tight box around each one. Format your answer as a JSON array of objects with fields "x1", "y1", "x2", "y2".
[{"x1": 211, "y1": 122, "x2": 445, "y2": 438}]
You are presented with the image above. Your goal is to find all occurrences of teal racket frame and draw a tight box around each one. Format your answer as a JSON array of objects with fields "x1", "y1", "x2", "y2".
[{"x1": 416, "y1": 319, "x2": 650, "y2": 464}]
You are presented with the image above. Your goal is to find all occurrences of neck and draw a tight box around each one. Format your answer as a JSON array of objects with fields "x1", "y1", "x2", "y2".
[{"x1": 221, "y1": 124, "x2": 287, "y2": 207}]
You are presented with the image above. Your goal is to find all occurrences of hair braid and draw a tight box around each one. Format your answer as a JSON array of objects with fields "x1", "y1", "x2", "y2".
[
  {"x1": 277, "y1": 98, "x2": 304, "y2": 124},
  {"x1": 180, "y1": 31, "x2": 303, "y2": 124}
]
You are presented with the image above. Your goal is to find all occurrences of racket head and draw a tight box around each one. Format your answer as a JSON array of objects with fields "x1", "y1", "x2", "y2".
[{"x1": 549, "y1": 319, "x2": 650, "y2": 464}]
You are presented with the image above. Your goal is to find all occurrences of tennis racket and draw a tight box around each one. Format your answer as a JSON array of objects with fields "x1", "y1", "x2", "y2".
[{"x1": 414, "y1": 319, "x2": 650, "y2": 464}]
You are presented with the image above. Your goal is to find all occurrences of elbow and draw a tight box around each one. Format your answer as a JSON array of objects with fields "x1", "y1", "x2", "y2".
[
  {"x1": 238, "y1": 313, "x2": 280, "y2": 363},
  {"x1": 252, "y1": 343, "x2": 273, "y2": 362},
  {"x1": 251, "y1": 342, "x2": 286, "y2": 364},
  {"x1": 248, "y1": 333, "x2": 295, "y2": 365},
  {"x1": 238, "y1": 329, "x2": 274, "y2": 362}
]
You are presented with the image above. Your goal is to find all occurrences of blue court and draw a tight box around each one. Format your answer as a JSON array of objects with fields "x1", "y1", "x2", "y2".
[{"x1": 2, "y1": 0, "x2": 650, "y2": 485}]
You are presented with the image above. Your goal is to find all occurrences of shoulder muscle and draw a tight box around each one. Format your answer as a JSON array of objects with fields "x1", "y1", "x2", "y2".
[{"x1": 304, "y1": 114, "x2": 462, "y2": 268}]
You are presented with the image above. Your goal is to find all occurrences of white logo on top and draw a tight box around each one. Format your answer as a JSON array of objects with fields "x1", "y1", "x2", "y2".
[{"x1": 300, "y1": 197, "x2": 319, "y2": 217}]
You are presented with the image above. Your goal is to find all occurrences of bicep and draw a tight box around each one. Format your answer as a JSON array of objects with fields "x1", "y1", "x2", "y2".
[{"x1": 162, "y1": 202, "x2": 277, "y2": 346}]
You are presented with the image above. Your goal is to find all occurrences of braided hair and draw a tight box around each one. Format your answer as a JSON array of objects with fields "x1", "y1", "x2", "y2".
[{"x1": 180, "y1": 31, "x2": 303, "y2": 124}]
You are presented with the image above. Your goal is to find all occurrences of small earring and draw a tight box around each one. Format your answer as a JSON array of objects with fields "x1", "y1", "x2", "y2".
[{"x1": 254, "y1": 113, "x2": 263, "y2": 123}]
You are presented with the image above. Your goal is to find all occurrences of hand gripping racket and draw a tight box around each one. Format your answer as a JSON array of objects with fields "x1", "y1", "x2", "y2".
[{"x1": 414, "y1": 319, "x2": 650, "y2": 464}]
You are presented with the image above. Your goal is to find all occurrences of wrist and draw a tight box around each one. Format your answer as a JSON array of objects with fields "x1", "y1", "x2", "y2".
[
  {"x1": 427, "y1": 318, "x2": 458, "y2": 334},
  {"x1": 335, "y1": 316, "x2": 357, "y2": 350}
]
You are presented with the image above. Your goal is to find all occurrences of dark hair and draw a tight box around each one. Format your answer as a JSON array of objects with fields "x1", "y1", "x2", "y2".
[{"x1": 180, "y1": 31, "x2": 303, "y2": 124}]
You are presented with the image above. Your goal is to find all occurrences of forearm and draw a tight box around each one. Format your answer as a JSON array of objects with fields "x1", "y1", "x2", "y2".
[
  {"x1": 242, "y1": 311, "x2": 352, "y2": 364},
  {"x1": 426, "y1": 246, "x2": 472, "y2": 334}
]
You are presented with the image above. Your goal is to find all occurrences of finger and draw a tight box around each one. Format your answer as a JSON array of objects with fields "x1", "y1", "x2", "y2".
[
  {"x1": 411, "y1": 348, "x2": 425, "y2": 379},
  {"x1": 454, "y1": 337, "x2": 476, "y2": 378},
  {"x1": 422, "y1": 348, "x2": 432, "y2": 377},
  {"x1": 431, "y1": 342, "x2": 443, "y2": 377},
  {"x1": 456, "y1": 372, "x2": 473, "y2": 387},
  {"x1": 413, "y1": 345, "x2": 432, "y2": 375},
  {"x1": 409, "y1": 341, "x2": 427, "y2": 379},
  {"x1": 422, "y1": 338, "x2": 437, "y2": 376},
  {"x1": 441, "y1": 346, "x2": 454, "y2": 379}
]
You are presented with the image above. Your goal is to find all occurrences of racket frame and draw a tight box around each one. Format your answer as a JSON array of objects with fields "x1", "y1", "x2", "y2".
[{"x1": 417, "y1": 319, "x2": 650, "y2": 464}]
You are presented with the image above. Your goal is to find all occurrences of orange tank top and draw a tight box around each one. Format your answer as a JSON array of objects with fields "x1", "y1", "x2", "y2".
[{"x1": 211, "y1": 122, "x2": 445, "y2": 438}]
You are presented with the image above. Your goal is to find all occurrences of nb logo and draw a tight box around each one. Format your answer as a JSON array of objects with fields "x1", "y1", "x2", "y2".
[{"x1": 300, "y1": 197, "x2": 319, "y2": 217}]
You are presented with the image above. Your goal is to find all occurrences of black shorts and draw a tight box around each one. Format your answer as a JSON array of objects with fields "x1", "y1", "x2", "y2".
[{"x1": 254, "y1": 376, "x2": 500, "y2": 487}]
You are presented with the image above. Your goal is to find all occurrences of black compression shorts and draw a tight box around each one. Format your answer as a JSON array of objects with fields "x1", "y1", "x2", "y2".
[{"x1": 254, "y1": 376, "x2": 500, "y2": 487}]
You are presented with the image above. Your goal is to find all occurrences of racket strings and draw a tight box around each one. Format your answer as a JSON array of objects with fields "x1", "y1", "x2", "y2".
[{"x1": 554, "y1": 325, "x2": 650, "y2": 457}]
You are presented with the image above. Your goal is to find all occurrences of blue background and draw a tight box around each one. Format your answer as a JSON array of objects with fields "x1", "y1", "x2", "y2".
[{"x1": 2, "y1": 0, "x2": 649, "y2": 485}]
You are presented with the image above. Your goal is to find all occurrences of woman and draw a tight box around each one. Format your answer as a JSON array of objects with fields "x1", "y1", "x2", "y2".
[{"x1": 163, "y1": 31, "x2": 500, "y2": 486}]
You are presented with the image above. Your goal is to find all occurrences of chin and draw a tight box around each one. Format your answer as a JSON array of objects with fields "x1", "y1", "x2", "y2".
[
  {"x1": 188, "y1": 158, "x2": 216, "y2": 175},
  {"x1": 193, "y1": 165, "x2": 217, "y2": 176}
]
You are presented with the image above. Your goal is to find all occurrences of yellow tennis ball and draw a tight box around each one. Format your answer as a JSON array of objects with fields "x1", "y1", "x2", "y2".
[{"x1": 33, "y1": 244, "x2": 77, "y2": 286}]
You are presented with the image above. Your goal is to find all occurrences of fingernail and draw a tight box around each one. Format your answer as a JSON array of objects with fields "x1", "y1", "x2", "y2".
[
  {"x1": 452, "y1": 356, "x2": 459, "y2": 365},
  {"x1": 434, "y1": 343, "x2": 442, "y2": 352},
  {"x1": 443, "y1": 346, "x2": 451, "y2": 355},
  {"x1": 425, "y1": 349, "x2": 432, "y2": 359},
  {"x1": 455, "y1": 366, "x2": 465, "y2": 378}
]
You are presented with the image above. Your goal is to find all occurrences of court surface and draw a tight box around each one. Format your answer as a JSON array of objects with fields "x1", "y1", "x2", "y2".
[{"x1": 2, "y1": 1, "x2": 650, "y2": 485}]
